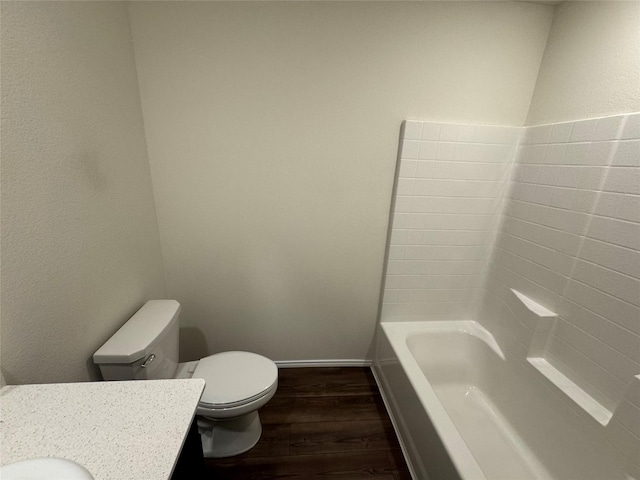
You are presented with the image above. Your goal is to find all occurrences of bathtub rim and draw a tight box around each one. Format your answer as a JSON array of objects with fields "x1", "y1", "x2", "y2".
[{"x1": 380, "y1": 320, "x2": 504, "y2": 480}]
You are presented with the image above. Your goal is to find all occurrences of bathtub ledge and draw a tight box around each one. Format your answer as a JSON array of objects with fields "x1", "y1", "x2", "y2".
[{"x1": 383, "y1": 320, "x2": 505, "y2": 360}]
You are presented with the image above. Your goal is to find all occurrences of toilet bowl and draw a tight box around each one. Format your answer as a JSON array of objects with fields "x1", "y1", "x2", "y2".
[
  {"x1": 185, "y1": 351, "x2": 278, "y2": 457},
  {"x1": 93, "y1": 300, "x2": 278, "y2": 458}
]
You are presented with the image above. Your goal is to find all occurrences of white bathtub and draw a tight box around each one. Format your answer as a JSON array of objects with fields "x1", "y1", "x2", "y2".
[{"x1": 374, "y1": 321, "x2": 626, "y2": 480}]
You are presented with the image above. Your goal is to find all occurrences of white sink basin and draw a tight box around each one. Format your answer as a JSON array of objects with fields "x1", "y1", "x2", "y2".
[{"x1": 0, "y1": 457, "x2": 94, "y2": 479}]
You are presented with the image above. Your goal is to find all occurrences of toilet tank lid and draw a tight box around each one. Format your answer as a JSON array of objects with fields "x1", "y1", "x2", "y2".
[{"x1": 93, "y1": 300, "x2": 181, "y2": 364}]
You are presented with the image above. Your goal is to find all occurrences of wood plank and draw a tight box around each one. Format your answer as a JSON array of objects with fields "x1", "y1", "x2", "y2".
[
  {"x1": 290, "y1": 418, "x2": 400, "y2": 456},
  {"x1": 393, "y1": 470, "x2": 414, "y2": 480},
  {"x1": 387, "y1": 449, "x2": 413, "y2": 480},
  {"x1": 240, "y1": 423, "x2": 291, "y2": 458},
  {"x1": 205, "y1": 451, "x2": 397, "y2": 480},
  {"x1": 202, "y1": 367, "x2": 412, "y2": 479},
  {"x1": 260, "y1": 394, "x2": 388, "y2": 425},
  {"x1": 277, "y1": 367, "x2": 378, "y2": 397}
]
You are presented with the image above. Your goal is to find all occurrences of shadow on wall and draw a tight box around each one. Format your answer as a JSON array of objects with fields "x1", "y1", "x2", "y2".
[
  {"x1": 2, "y1": 347, "x2": 107, "y2": 384},
  {"x1": 1, "y1": 369, "x2": 18, "y2": 386},
  {"x1": 85, "y1": 357, "x2": 103, "y2": 382},
  {"x1": 180, "y1": 327, "x2": 208, "y2": 362}
]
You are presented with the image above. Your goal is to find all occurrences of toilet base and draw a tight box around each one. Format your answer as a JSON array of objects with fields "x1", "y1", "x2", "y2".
[{"x1": 197, "y1": 411, "x2": 262, "y2": 458}]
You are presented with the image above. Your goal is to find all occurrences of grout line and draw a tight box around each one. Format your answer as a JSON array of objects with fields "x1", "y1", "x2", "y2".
[
  {"x1": 490, "y1": 246, "x2": 565, "y2": 298},
  {"x1": 559, "y1": 115, "x2": 627, "y2": 299},
  {"x1": 503, "y1": 210, "x2": 639, "y2": 248},
  {"x1": 571, "y1": 255, "x2": 640, "y2": 285},
  {"x1": 397, "y1": 177, "x2": 512, "y2": 183},
  {"x1": 494, "y1": 245, "x2": 573, "y2": 284},
  {"x1": 550, "y1": 333, "x2": 635, "y2": 387},
  {"x1": 501, "y1": 231, "x2": 575, "y2": 258},
  {"x1": 563, "y1": 275, "x2": 640, "y2": 316}
]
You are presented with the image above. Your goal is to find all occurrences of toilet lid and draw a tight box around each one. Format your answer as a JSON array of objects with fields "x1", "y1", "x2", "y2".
[{"x1": 193, "y1": 351, "x2": 278, "y2": 407}]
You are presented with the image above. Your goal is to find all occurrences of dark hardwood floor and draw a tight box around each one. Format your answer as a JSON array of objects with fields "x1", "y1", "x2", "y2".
[{"x1": 204, "y1": 367, "x2": 412, "y2": 480}]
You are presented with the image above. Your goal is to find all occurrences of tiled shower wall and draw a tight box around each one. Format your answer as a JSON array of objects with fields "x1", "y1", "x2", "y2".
[
  {"x1": 381, "y1": 121, "x2": 521, "y2": 321},
  {"x1": 479, "y1": 113, "x2": 639, "y2": 474},
  {"x1": 383, "y1": 114, "x2": 639, "y2": 475}
]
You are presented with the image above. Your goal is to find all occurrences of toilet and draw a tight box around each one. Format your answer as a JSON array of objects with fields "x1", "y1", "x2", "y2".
[{"x1": 93, "y1": 300, "x2": 278, "y2": 458}]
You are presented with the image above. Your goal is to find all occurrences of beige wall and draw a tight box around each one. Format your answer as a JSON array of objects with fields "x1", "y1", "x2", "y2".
[
  {"x1": 129, "y1": 1, "x2": 554, "y2": 362},
  {"x1": 526, "y1": 1, "x2": 640, "y2": 125},
  {"x1": 0, "y1": 2, "x2": 166, "y2": 384}
]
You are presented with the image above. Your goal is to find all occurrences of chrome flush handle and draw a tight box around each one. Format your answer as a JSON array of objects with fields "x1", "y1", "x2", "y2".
[{"x1": 141, "y1": 354, "x2": 156, "y2": 368}]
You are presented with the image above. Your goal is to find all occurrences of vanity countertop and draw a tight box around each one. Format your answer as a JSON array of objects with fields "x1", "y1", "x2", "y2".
[{"x1": 0, "y1": 378, "x2": 205, "y2": 480}]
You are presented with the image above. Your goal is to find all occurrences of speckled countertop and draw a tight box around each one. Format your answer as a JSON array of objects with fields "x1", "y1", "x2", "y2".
[{"x1": 0, "y1": 379, "x2": 205, "y2": 479}]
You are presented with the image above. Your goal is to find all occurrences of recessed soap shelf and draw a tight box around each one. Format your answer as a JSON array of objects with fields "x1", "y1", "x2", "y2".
[
  {"x1": 526, "y1": 357, "x2": 613, "y2": 426},
  {"x1": 511, "y1": 289, "x2": 614, "y2": 426}
]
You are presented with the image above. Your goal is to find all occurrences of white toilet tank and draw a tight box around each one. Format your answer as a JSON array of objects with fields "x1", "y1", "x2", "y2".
[{"x1": 93, "y1": 300, "x2": 181, "y2": 381}]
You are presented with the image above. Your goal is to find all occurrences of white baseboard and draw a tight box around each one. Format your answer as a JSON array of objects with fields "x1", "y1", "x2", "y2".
[{"x1": 275, "y1": 359, "x2": 372, "y2": 368}]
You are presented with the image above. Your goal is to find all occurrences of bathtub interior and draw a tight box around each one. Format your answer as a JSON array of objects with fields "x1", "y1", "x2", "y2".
[{"x1": 376, "y1": 321, "x2": 628, "y2": 480}]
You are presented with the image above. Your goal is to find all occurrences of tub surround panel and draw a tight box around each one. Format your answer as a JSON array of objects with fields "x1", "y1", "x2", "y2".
[
  {"x1": 381, "y1": 113, "x2": 639, "y2": 479},
  {"x1": 480, "y1": 112, "x2": 640, "y2": 476},
  {"x1": 383, "y1": 121, "x2": 521, "y2": 323},
  {"x1": 508, "y1": 288, "x2": 615, "y2": 426}
]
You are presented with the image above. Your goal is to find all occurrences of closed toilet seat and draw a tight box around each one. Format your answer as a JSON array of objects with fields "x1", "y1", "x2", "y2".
[{"x1": 193, "y1": 351, "x2": 278, "y2": 417}]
